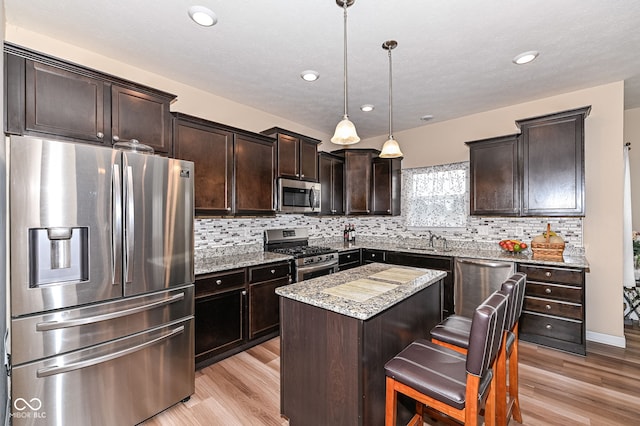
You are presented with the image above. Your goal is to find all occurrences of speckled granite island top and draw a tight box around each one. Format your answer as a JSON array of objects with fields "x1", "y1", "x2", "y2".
[{"x1": 276, "y1": 263, "x2": 446, "y2": 320}]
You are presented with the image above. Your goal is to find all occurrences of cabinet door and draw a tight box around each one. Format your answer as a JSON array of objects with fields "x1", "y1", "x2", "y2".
[
  {"x1": 174, "y1": 120, "x2": 234, "y2": 215},
  {"x1": 520, "y1": 109, "x2": 587, "y2": 216},
  {"x1": 344, "y1": 151, "x2": 373, "y2": 214},
  {"x1": 195, "y1": 288, "x2": 246, "y2": 364},
  {"x1": 299, "y1": 138, "x2": 319, "y2": 181},
  {"x1": 467, "y1": 134, "x2": 520, "y2": 216},
  {"x1": 235, "y1": 134, "x2": 276, "y2": 214},
  {"x1": 24, "y1": 60, "x2": 108, "y2": 144},
  {"x1": 372, "y1": 158, "x2": 401, "y2": 215},
  {"x1": 111, "y1": 85, "x2": 173, "y2": 154},
  {"x1": 249, "y1": 276, "x2": 290, "y2": 339},
  {"x1": 277, "y1": 134, "x2": 300, "y2": 179},
  {"x1": 319, "y1": 153, "x2": 344, "y2": 215}
]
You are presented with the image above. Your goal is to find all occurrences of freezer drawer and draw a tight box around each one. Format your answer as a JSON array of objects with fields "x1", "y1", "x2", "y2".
[
  {"x1": 11, "y1": 285, "x2": 194, "y2": 365},
  {"x1": 11, "y1": 318, "x2": 194, "y2": 426}
]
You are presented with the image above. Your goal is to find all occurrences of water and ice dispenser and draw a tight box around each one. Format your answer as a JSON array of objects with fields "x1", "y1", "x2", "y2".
[{"x1": 29, "y1": 226, "x2": 89, "y2": 287}]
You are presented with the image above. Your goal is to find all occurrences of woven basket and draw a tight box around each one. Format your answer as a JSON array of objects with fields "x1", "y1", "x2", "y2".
[{"x1": 531, "y1": 224, "x2": 565, "y2": 260}]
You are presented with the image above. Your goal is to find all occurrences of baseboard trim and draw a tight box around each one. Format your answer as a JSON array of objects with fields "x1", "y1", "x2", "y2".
[{"x1": 586, "y1": 330, "x2": 626, "y2": 348}]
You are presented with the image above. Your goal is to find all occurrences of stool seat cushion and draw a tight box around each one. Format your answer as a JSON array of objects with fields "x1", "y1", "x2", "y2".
[
  {"x1": 430, "y1": 315, "x2": 472, "y2": 349},
  {"x1": 384, "y1": 339, "x2": 492, "y2": 410}
]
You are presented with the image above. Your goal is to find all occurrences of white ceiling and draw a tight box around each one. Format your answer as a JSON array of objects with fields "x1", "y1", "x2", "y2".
[{"x1": 5, "y1": 0, "x2": 640, "y2": 140}]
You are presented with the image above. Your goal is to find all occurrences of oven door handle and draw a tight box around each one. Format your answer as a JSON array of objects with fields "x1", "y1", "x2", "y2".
[{"x1": 298, "y1": 260, "x2": 339, "y2": 274}]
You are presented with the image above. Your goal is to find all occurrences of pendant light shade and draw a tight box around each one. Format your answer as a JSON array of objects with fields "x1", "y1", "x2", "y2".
[
  {"x1": 331, "y1": 0, "x2": 360, "y2": 145},
  {"x1": 379, "y1": 40, "x2": 403, "y2": 158}
]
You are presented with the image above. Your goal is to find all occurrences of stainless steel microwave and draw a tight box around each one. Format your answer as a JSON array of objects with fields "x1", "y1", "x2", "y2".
[{"x1": 277, "y1": 178, "x2": 321, "y2": 213}]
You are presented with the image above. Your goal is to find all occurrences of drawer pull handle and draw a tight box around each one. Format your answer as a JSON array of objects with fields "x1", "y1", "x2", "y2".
[
  {"x1": 372, "y1": 254, "x2": 376, "y2": 257},
  {"x1": 545, "y1": 304, "x2": 552, "y2": 310},
  {"x1": 545, "y1": 271, "x2": 552, "y2": 277},
  {"x1": 545, "y1": 324, "x2": 552, "y2": 330},
  {"x1": 545, "y1": 288, "x2": 552, "y2": 294},
  {"x1": 216, "y1": 279, "x2": 222, "y2": 285},
  {"x1": 270, "y1": 269, "x2": 275, "y2": 274}
]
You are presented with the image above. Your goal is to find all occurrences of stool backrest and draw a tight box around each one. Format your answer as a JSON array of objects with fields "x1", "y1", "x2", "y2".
[
  {"x1": 501, "y1": 272, "x2": 527, "y2": 331},
  {"x1": 466, "y1": 290, "x2": 508, "y2": 377}
]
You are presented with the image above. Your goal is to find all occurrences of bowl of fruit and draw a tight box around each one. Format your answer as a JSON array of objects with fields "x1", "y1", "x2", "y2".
[{"x1": 498, "y1": 239, "x2": 528, "y2": 253}]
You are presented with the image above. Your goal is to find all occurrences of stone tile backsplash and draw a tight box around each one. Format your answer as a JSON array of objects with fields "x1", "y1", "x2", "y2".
[{"x1": 195, "y1": 214, "x2": 583, "y2": 256}]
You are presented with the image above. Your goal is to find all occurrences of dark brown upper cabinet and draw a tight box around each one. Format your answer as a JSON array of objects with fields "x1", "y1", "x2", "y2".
[
  {"x1": 467, "y1": 134, "x2": 520, "y2": 216},
  {"x1": 318, "y1": 152, "x2": 344, "y2": 215},
  {"x1": 372, "y1": 157, "x2": 402, "y2": 216},
  {"x1": 517, "y1": 107, "x2": 590, "y2": 216},
  {"x1": 331, "y1": 148, "x2": 401, "y2": 216},
  {"x1": 467, "y1": 106, "x2": 590, "y2": 217},
  {"x1": 5, "y1": 43, "x2": 175, "y2": 155},
  {"x1": 173, "y1": 114, "x2": 234, "y2": 215},
  {"x1": 111, "y1": 85, "x2": 173, "y2": 155},
  {"x1": 234, "y1": 133, "x2": 276, "y2": 215},
  {"x1": 261, "y1": 127, "x2": 321, "y2": 182},
  {"x1": 173, "y1": 113, "x2": 276, "y2": 216}
]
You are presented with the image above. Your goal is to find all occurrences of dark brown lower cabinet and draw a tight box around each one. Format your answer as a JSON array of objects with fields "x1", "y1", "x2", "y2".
[
  {"x1": 248, "y1": 262, "x2": 291, "y2": 340},
  {"x1": 338, "y1": 249, "x2": 361, "y2": 271},
  {"x1": 280, "y1": 278, "x2": 442, "y2": 425},
  {"x1": 195, "y1": 261, "x2": 290, "y2": 368},
  {"x1": 195, "y1": 287, "x2": 246, "y2": 365},
  {"x1": 517, "y1": 263, "x2": 586, "y2": 355}
]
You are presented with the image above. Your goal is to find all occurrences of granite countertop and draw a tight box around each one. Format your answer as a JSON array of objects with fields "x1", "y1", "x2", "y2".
[
  {"x1": 275, "y1": 263, "x2": 446, "y2": 320},
  {"x1": 195, "y1": 251, "x2": 291, "y2": 276},
  {"x1": 315, "y1": 239, "x2": 590, "y2": 269}
]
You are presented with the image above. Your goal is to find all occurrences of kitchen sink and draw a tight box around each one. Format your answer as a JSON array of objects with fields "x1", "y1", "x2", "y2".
[{"x1": 402, "y1": 246, "x2": 453, "y2": 253}]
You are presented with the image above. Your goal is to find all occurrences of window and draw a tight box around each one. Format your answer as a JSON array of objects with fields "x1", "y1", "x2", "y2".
[{"x1": 403, "y1": 162, "x2": 468, "y2": 228}]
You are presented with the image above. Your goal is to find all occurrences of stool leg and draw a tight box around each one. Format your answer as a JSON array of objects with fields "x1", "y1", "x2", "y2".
[
  {"x1": 510, "y1": 328, "x2": 523, "y2": 423},
  {"x1": 484, "y1": 375, "x2": 496, "y2": 426},
  {"x1": 385, "y1": 376, "x2": 398, "y2": 426},
  {"x1": 496, "y1": 334, "x2": 508, "y2": 426}
]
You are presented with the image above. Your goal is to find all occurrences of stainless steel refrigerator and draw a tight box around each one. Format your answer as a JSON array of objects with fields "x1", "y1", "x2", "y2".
[{"x1": 7, "y1": 135, "x2": 195, "y2": 425}]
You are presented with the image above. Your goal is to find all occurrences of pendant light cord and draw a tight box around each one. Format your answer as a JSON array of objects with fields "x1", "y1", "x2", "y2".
[
  {"x1": 342, "y1": 1, "x2": 349, "y2": 119},
  {"x1": 388, "y1": 47, "x2": 393, "y2": 139}
]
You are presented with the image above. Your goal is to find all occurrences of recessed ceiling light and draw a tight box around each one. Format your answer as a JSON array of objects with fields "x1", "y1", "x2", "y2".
[
  {"x1": 360, "y1": 104, "x2": 375, "y2": 112},
  {"x1": 188, "y1": 6, "x2": 217, "y2": 27},
  {"x1": 512, "y1": 51, "x2": 539, "y2": 65},
  {"x1": 300, "y1": 70, "x2": 319, "y2": 82},
  {"x1": 420, "y1": 114, "x2": 434, "y2": 121}
]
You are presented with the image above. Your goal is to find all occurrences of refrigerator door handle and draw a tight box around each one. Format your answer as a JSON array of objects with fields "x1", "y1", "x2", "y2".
[
  {"x1": 35, "y1": 292, "x2": 186, "y2": 332},
  {"x1": 124, "y1": 165, "x2": 135, "y2": 285},
  {"x1": 112, "y1": 163, "x2": 123, "y2": 286},
  {"x1": 36, "y1": 325, "x2": 185, "y2": 378}
]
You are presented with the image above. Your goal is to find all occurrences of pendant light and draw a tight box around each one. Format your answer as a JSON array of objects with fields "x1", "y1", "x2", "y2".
[
  {"x1": 379, "y1": 40, "x2": 404, "y2": 158},
  {"x1": 331, "y1": 0, "x2": 360, "y2": 145}
]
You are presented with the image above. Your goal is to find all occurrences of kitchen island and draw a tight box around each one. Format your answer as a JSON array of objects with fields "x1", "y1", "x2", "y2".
[{"x1": 276, "y1": 263, "x2": 446, "y2": 426}]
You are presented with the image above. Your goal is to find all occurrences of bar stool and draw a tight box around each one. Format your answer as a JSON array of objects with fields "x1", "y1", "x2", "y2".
[
  {"x1": 384, "y1": 290, "x2": 508, "y2": 426},
  {"x1": 430, "y1": 273, "x2": 527, "y2": 425}
]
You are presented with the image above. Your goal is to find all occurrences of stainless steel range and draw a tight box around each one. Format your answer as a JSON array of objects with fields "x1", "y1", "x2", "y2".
[{"x1": 265, "y1": 228, "x2": 338, "y2": 282}]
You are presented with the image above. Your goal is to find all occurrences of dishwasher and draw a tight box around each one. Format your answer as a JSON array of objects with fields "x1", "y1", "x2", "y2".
[{"x1": 454, "y1": 258, "x2": 515, "y2": 317}]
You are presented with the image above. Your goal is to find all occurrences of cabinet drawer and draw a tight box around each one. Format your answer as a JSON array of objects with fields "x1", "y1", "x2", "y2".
[
  {"x1": 249, "y1": 262, "x2": 290, "y2": 283},
  {"x1": 196, "y1": 269, "x2": 246, "y2": 297},
  {"x1": 363, "y1": 249, "x2": 386, "y2": 263},
  {"x1": 526, "y1": 281, "x2": 582, "y2": 303},
  {"x1": 339, "y1": 250, "x2": 361, "y2": 265},
  {"x1": 523, "y1": 296, "x2": 582, "y2": 320},
  {"x1": 518, "y1": 264, "x2": 583, "y2": 286},
  {"x1": 520, "y1": 312, "x2": 582, "y2": 344}
]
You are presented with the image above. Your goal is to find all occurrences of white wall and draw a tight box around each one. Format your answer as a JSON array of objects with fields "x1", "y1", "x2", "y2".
[
  {"x1": 359, "y1": 82, "x2": 626, "y2": 344},
  {"x1": 4, "y1": 26, "x2": 626, "y2": 344},
  {"x1": 624, "y1": 107, "x2": 640, "y2": 230}
]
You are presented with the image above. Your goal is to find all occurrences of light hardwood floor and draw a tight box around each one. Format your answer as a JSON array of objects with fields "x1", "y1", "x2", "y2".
[{"x1": 142, "y1": 325, "x2": 640, "y2": 425}]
